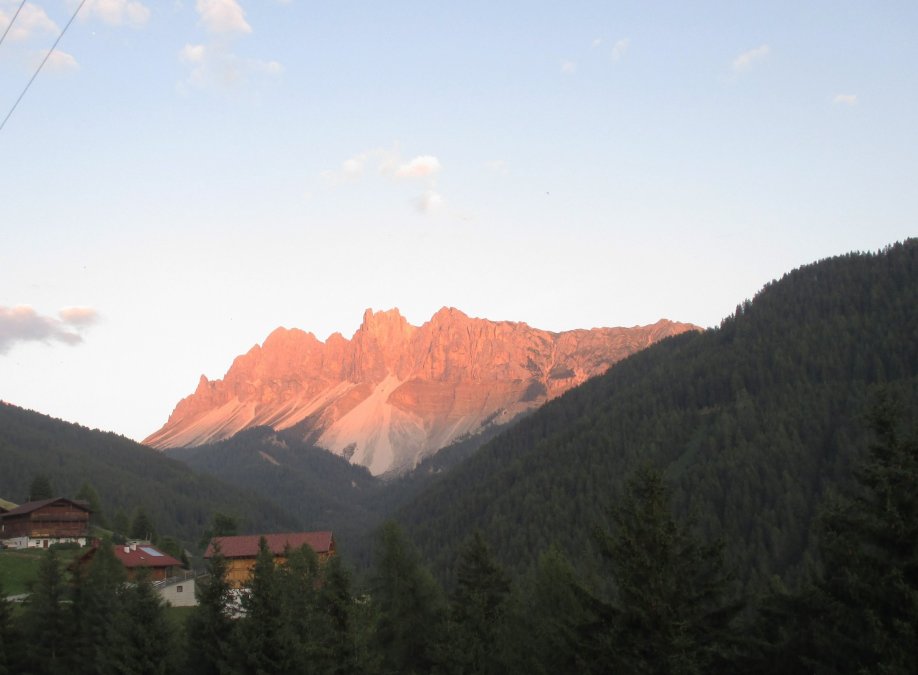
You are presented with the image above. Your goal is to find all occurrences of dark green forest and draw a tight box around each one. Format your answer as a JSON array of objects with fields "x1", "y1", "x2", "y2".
[
  {"x1": 0, "y1": 405, "x2": 299, "y2": 545},
  {"x1": 1, "y1": 241, "x2": 916, "y2": 672},
  {"x1": 398, "y1": 241, "x2": 918, "y2": 592},
  {"x1": 2, "y1": 395, "x2": 915, "y2": 674}
]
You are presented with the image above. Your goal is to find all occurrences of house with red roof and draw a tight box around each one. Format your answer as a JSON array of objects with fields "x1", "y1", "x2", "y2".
[
  {"x1": 79, "y1": 541, "x2": 184, "y2": 582},
  {"x1": 205, "y1": 531, "x2": 335, "y2": 588},
  {"x1": 0, "y1": 497, "x2": 91, "y2": 549}
]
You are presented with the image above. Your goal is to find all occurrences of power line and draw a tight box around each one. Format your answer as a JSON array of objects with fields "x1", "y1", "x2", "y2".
[
  {"x1": 0, "y1": 0, "x2": 29, "y2": 49},
  {"x1": 0, "y1": 0, "x2": 88, "y2": 134}
]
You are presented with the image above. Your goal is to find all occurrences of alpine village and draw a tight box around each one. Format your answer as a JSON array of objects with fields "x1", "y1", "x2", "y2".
[{"x1": 0, "y1": 241, "x2": 913, "y2": 674}]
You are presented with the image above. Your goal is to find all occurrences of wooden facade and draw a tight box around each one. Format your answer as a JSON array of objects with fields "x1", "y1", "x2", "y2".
[
  {"x1": 205, "y1": 531, "x2": 336, "y2": 588},
  {"x1": 0, "y1": 498, "x2": 90, "y2": 548}
]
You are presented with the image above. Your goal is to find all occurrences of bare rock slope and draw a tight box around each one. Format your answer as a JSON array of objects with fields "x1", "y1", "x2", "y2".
[{"x1": 145, "y1": 308, "x2": 698, "y2": 475}]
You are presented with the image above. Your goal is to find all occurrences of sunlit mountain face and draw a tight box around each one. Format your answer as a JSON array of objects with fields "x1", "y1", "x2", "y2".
[{"x1": 145, "y1": 307, "x2": 698, "y2": 475}]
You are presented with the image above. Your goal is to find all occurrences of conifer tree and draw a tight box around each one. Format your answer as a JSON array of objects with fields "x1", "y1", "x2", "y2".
[
  {"x1": 106, "y1": 568, "x2": 175, "y2": 675},
  {"x1": 275, "y1": 544, "x2": 322, "y2": 674},
  {"x1": 0, "y1": 578, "x2": 18, "y2": 675},
  {"x1": 22, "y1": 548, "x2": 70, "y2": 675},
  {"x1": 448, "y1": 531, "x2": 511, "y2": 674},
  {"x1": 129, "y1": 509, "x2": 156, "y2": 542},
  {"x1": 586, "y1": 466, "x2": 743, "y2": 674},
  {"x1": 29, "y1": 474, "x2": 54, "y2": 502},
  {"x1": 317, "y1": 554, "x2": 359, "y2": 675},
  {"x1": 75, "y1": 482, "x2": 106, "y2": 528},
  {"x1": 370, "y1": 521, "x2": 448, "y2": 675},
  {"x1": 186, "y1": 543, "x2": 236, "y2": 675},
  {"x1": 810, "y1": 393, "x2": 918, "y2": 673},
  {"x1": 71, "y1": 540, "x2": 127, "y2": 675},
  {"x1": 512, "y1": 546, "x2": 592, "y2": 674},
  {"x1": 238, "y1": 537, "x2": 285, "y2": 674}
]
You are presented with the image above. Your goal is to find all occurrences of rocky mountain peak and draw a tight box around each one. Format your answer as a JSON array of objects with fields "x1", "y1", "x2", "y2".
[{"x1": 145, "y1": 308, "x2": 699, "y2": 475}]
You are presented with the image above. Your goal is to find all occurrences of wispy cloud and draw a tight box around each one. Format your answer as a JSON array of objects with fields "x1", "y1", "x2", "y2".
[
  {"x1": 180, "y1": 1, "x2": 281, "y2": 89},
  {"x1": 732, "y1": 44, "x2": 770, "y2": 73},
  {"x1": 0, "y1": 2, "x2": 58, "y2": 41},
  {"x1": 81, "y1": 0, "x2": 151, "y2": 26},
  {"x1": 561, "y1": 60, "x2": 576, "y2": 75},
  {"x1": 611, "y1": 38, "x2": 629, "y2": 62},
  {"x1": 321, "y1": 147, "x2": 446, "y2": 215},
  {"x1": 42, "y1": 49, "x2": 79, "y2": 71},
  {"x1": 394, "y1": 155, "x2": 441, "y2": 179},
  {"x1": 0, "y1": 306, "x2": 100, "y2": 354},
  {"x1": 833, "y1": 93, "x2": 858, "y2": 106},
  {"x1": 196, "y1": 0, "x2": 250, "y2": 34},
  {"x1": 417, "y1": 189, "x2": 443, "y2": 214}
]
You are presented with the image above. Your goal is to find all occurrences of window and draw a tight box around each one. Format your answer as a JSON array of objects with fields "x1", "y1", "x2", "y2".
[{"x1": 176, "y1": 585, "x2": 183, "y2": 593}]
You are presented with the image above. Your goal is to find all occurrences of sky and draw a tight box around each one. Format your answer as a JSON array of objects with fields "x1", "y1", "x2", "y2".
[{"x1": 1, "y1": 0, "x2": 916, "y2": 442}]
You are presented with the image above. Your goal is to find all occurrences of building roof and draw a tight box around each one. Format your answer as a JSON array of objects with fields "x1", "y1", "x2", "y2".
[
  {"x1": 114, "y1": 544, "x2": 182, "y2": 569},
  {"x1": 205, "y1": 531, "x2": 334, "y2": 559},
  {"x1": 1, "y1": 497, "x2": 90, "y2": 517}
]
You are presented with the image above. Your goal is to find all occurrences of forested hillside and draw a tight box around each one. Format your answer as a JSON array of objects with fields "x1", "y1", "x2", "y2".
[
  {"x1": 397, "y1": 241, "x2": 918, "y2": 591},
  {"x1": 0, "y1": 404, "x2": 299, "y2": 547}
]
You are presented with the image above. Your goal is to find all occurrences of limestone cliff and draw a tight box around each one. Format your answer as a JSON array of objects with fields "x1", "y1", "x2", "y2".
[{"x1": 144, "y1": 308, "x2": 698, "y2": 475}]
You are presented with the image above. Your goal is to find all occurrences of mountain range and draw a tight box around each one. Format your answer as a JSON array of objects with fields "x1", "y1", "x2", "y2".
[{"x1": 145, "y1": 308, "x2": 697, "y2": 475}]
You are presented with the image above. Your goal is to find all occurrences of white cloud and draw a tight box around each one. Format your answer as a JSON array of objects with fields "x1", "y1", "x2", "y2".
[
  {"x1": 196, "y1": 0, "x2": 250, "y2": 34},
  {"x1": 591, "y1": 37, "x2": 602, "y2": 48},
  {"x1": 0, "y1": 305, "x2": 99, "y2": 354},
  {"x1": 0, "y1": 2, "x2": 58, "y2": 41},
  {"x1": 320, "y1": 148, "x2": 448, "y2": 215},
  {"x1": 561, "y1": 60, "x2": 576, "y2": 74},
  {"x1": 179, "y1": 43, "x2": 281, "y2": 89},
  {"x1": 394, "y1": 155, "x2": 441, "y2": 179},
  {"x1": 732, "y1": 44, "x2": 770, "y2": 73},
  {"x1": 611, "y1": 38, "x2": 629, "y2": 62},
  {"x1": 417, "y1": 189, "x2": 443, "y2": 214},
  {"x1": 833, "y1": 93, "x2": 858, "y2": 106},
  {"x1": 180, "y1": 43, "x2": 206, "y2": 63},
  {"x1": 81, "y1": 0, "x2": 151, "y2": 26},
  {"x1": 43, "y1": 49, "x2": 79, "y2": 71}
]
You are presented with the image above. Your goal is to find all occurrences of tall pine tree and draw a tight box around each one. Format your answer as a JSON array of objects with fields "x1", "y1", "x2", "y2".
[
  {"x1": 811, "y1": 393, "x2": 918, "y2": 674},
  {"x1": 370, "y1": 521, "x2": 448, "y2": 675},
  {"x1": 585, "y1": 465, "x2": 743, "y2": 674}
]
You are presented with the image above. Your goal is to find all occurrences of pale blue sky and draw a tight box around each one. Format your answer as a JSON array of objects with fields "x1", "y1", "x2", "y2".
[{"x1": 1, "y1": 0, "x2": 915, "y2": 441}]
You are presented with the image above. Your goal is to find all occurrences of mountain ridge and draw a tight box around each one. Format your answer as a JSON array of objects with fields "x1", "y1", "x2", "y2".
[{"x1": 146, "y1": 307, "x2": 698, "y2": 474}]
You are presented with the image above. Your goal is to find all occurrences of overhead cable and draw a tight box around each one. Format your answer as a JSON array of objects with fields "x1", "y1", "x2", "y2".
[
  {"x1": 0, "y1": 0, "x2": 28, "y2": 49},
  {"x1": 0, "y1": 0, "x2": 88, "y2": 134}
]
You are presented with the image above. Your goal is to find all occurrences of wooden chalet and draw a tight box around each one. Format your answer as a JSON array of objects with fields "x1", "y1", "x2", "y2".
[
  {"x1": 205, "y1": 531, "x2": 335, "y2": 588},
  {"x1": 0, "y1": 497, "x2": 90, "y2": 549}
]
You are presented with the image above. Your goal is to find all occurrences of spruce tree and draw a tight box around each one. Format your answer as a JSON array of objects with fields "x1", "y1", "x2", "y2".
[
  {"x1": 106, "y1": 568, "x2": 176, "y2": 675},
  {"x1": 186, "y1": 543, "x2": 236, "y2": 675},
  {"x1": 238, "y1": 537, "x2": 285, "y2": 674},
  {"x1": 317, "y1": 554, "x2": 360, "y2": 675},
  {"x1": 811, "y1": 393, "x2": 918, "y2": 674},
  {"x1": 22, "y1": 548, "x2": 70, "y2": 675},
  {"x1": 586, "y1": 465, "x2": 743, "y2": 674},
  {"x1": 129, "y1": 509, "x2": 156, "y2": 542},
  {"x1": 29, "y1": 474, "x2": 54, "y2": 502},
  {"x1": 370, "y1": 521, "x2": 447, "y2": 675},
  {"x1": 75, "y1": 482, "x2": 106, "y2": 528},
  {"x1": 71, "y1": 540, "x2": 127, "y2": 675},
  {"x1": 448, "y1": 531, "x2": 511, "y2": 675},
  {"x1": 0, "y1": 578, "x2": 19, "y2": 675}
]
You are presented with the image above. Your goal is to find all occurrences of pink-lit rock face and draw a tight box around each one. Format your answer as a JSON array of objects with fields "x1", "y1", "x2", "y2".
[{"x1": 144, "y1": 308, "x2": 699, "y2": 475}]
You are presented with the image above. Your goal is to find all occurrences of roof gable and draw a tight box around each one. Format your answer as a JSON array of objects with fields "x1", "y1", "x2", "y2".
[
  {"x1": 114, "y1": 544, "x2": 182, "y2": 569},
  {"x1": 205, "y1": 531, "x2": 334, "y2": 559},
  {"x1": 1, "y1": 497, "x2": 91, "y2": 517}
]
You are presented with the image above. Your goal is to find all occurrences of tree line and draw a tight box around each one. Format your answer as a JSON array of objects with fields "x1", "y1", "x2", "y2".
[{"x1": 2, "y1": 394, "x2": 915, "y2": 674}]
